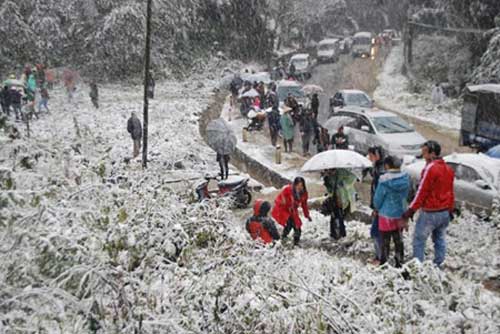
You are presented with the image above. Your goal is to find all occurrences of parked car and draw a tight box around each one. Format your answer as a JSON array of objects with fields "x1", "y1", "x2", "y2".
[
  {"x1": 329, "y1": 89, "x2": 374, "y2": 112},
  {"x1": 289, "y1": 53, "x2": 313, "y2": 80},
  {"x1": 317, "y1": 39, "x2": 341, "y2": 63},
  {"x1": 352, "y1": 32, "x2": 374, "y2": 58},
  {"x1": 276, "y1": 80, "x2": 305, "y2": 105},
  {"x1": 324, "y1": 107, "x2": 427, "y2": 157},
  {"x1": 403, "y1": 153, "x2": 500, "y2": 213},
  {"x1": 460, "y1": 84, "x2": 500, "y2": 152}
]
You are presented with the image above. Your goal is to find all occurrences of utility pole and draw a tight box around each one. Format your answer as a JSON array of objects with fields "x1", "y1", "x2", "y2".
[{"x1": 142, "y1": 0, "x2": 152, "y2": 169}]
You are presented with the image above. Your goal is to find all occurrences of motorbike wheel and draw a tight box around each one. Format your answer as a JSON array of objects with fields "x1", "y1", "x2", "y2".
[{"x1": 236, "y1": 189, "x2": 252, "y2": 209}]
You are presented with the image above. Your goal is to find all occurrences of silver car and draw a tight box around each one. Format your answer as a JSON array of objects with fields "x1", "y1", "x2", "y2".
[
  {"x1": 324, "y1": 107, "x2": 427, "y2": 157},
  {"x1": 403, "y1": 153, "x2": 500, "y2": 213}
]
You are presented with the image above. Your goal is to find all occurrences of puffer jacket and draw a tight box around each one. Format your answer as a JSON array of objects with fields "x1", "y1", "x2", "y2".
[
  {"x1": 246, "y1": 200, "x2": 280, "y2": 244},
  {"x1": 374, "y1": 170, "x2": 410, "y2": 219}
]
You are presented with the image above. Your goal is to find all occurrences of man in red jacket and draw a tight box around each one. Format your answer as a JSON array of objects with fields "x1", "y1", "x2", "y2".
[{"x1": 403, "y1": 141, "x2": 455, "y2": 267}]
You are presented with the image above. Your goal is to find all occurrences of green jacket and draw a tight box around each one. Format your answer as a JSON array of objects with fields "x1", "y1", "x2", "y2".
[
  {"x1": 280, "y1": 113, "x2": 295, "y2": 140},
  {"x1": 324, "y1": 169, "x2": 357, "y2": 212}
]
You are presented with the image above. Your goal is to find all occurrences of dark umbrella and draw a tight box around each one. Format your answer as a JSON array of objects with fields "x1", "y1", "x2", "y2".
[{"x1": 206, "y1": 118, "x2": 237, "y2": 155}]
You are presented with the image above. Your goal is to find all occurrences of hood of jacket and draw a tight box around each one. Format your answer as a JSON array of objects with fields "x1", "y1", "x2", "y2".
[
  {"x1": 379, "y1": 171, "x2": 410, "y2": 192},
  {"x1": 253, "y1": 199, "x2": 271, "y2": 217}
]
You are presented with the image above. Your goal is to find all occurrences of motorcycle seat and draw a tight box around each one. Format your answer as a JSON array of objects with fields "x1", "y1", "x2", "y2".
[{"x1": 218, "y1": 180, "x2": 243, "y2": 187}]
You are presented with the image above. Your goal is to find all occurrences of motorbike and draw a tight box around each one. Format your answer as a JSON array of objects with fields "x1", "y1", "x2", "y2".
[
  {"x1": 195, "y1": 175, "x2": 252, "y2": 208},
  {"x1": 246, "y1": 108, "x2": 266, "y2": 132}
]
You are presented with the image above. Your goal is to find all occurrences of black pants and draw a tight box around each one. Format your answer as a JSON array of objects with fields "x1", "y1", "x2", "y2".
[
  {"x1": 302, "y1": 132, "x2": 311, "y2": 155},
  {"x1": 284, "y1": 139, "x2": 293, "y2": 152},
  {"x1": 380, "y1": 230, "x2": 404, "y2": 267},
  {"x1": 330, "y1": 206, "x2": 346, "y2": 239},
  {"x1": 283, "y1": 218, "x2": 301, "y2": 244},
  {"x1": 218, "y1": 154, "x2": 230, "y2": 180},
  {"x1": 1, "y1": 103, "x2": 10, "y2": 115},
  {"x1": 91, "y1": 98, "x2": 99, "y2": 109}
]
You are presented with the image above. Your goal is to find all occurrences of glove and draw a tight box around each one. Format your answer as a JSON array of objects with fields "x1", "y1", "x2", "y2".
[
  {"x1": 449, "y1": 209, "x2": 455, "y2": 221},
  {"x1": 307, "y1": 217, "x2": 313, "y2": 222},
  {"x1": 402, "y1": 209, "x2": 415, "y2": 220}
]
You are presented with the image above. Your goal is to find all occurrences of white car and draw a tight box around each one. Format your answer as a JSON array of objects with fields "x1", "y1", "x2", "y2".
[
  {"x1": 289, "y1": 53, "x2": 313, "y2": 79},
  {"x1": 403, "y1": 153, "x2": 500, "y2": 213},
  {"x1": 330, "y1": 89, "x2": 374, "y2": 112},
  {"x1": 324, "y1": 107, "x2": 427, "y2": 157},
  {"x1": 317, "y1": 39, "x2": 341, "y2": 63}
]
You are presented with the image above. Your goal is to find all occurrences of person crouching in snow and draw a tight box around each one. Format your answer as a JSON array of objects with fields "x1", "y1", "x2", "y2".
[
  {"x1": 272, "y1": 177, "x2": 312, "y2": 245},
  {"x1": 246, "y1": 200, "x2": 280, "y2": 244},
  {"x1": 373, "y1": 156, "x2": 410, "y2": 267}
]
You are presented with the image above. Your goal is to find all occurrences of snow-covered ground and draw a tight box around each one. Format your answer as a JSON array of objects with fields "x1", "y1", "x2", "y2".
[
  {"x1": 375, "y1": 45, "x2": 462, "y2": 131},
  {"x1": 1, "y1": 71, "x2": 500, "y2": 333}
]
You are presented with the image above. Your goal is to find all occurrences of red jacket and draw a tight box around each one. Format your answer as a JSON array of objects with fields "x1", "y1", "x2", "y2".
[
  {"x1": 410, "y1": 159, "x2": 455, "y2": 212},
  {"x1": 246, "y1": 200, "x2": 279, "y2": 244},
  {"x1": 271, "y1": 184, "x2": 310, "y2": 229}
]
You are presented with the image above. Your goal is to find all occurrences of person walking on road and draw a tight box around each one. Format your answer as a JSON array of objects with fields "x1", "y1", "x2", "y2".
[
  {"x1": 311, "y1": 93, "x2": 320, "y2": 120},
  {"x1": 300, "y1": 111, "x2": 315, "y2": 156},
  {"x1": 323, "y1": 169, "x2": 357, "y2": 239},
  {"x1": 38, "y1": 87, "x2": 50, "y2": 113},
  {"x1": 268, "y1": 107, "x2": 280, "y2": 147},
  {"x1": 10, "y1": 88, "x2": 22, "y2": 121},
  {"x1": 246, "y1": 199, "x2": 280, "y2": 245},
  {"x1": 373, "y1": 156, "x2": 410, "y2": 267},
  {"x1": 280, "y1": 107, "x2": 295, "y2": 153},
  {"x1": 403, "y1": 141, "x2": 455, "y2": 267},
  {"x1": 272, "y1": 177, "x2": 311, "y2": 245},
  {"x1": 368, "y1": 146, "x2": 385, "y2": 264},
  {"x1": 332, "y1": 126, "x2": 349, "y2": 150},
  {"x1": 89, "y1": 82, "x2": 99, "y2": 109},
  {"x1": 127, "y1": 112, "x2": 142, "y2": 158}
]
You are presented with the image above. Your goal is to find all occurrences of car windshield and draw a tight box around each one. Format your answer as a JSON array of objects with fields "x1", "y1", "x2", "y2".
[
  {"x1": 292, "y1": 59, "x2": 308, "y2": 69},
  {"x1": 345, "y1": 93, "x2": 371, "y2": 107},
  {"x1": 372, "y1": 116, "x2": 414, "y2": 134},
  {"x1": 278, "y1": 86, "x2": 304, "y2": 102},
  {"x1": 479, "y1": 166, "x2": 495, "y2": 185},
  {"x1": 319, "y1": 44, "x2": 335, "y2": 51},
  {"x1": 354, "y1": 37, "x2": 371, "y2": 45}
]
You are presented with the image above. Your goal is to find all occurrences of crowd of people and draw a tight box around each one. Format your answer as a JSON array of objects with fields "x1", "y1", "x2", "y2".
[
  {"x1": 229, "y1": 74, "x2": 349, "y2": 158},
  {"x1": 247, "y1": 140, "x2": 455, "y2": 270}
]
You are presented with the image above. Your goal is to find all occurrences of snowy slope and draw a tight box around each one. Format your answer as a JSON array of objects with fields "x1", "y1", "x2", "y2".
[
  {"x1": 0, "y1": 75, "x2": 499, "y2": 333},
  {"x1": 375, "y1": 45, "x2": 462, "y2": 131}
]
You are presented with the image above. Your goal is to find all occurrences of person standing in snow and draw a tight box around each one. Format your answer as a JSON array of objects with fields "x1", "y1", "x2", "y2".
[
  {"x1": 332, "y1": 126, "x2": 349, "y2": 150},
  {"x1": 311, "y1": 93, "x2": 320, "y2": 120},
  {"x1": 246, "y1": 199, "x2": 280, "y2": 245},
  {"x1": 272, "y1": 177, "x2": 311, "y2": 245},
  {"x1": 0, "y1": 86, "x2": 11, "y2": 116},
  {"x1": 216, "y1": 153, "x2": 230, "y2": 180},
  {"x1": 38, "y1": 86, "x2": 50, "y2": 113},
  {"x1": 89, "y1": 82, "x2": 99, "y2": 109},
  {"x1": 403, "y1": 141, "x2": 455, "y2": 268},
  {"x1": 373, "y1": 156, "x2": 410, "y2": 267},
  {"x1": 280, "y1": 107, "x2": 295, "y2": 153},
  {"x1": 322, "y1": 168, "x2": 357, "y2": 239},
  {"x1": 299, "y1": 110, "x2": 315, "y2": 157},
  {"x1": 10, "y1": 88, "x2": 22, "y2": 121},
  {"x1": 368, "y1": 146, "x2": 385, "y2": 264},
  {"x1": 431, "y1": 83, "x2": 444, "y2": 105},
  {"x1": 127, "y1": 112, "x2": 142, "y2": 158}
]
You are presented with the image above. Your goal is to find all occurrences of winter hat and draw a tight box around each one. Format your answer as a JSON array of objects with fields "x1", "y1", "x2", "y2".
[{"x1": 259, "y1": 201, "x2": 272, "y2": 217}]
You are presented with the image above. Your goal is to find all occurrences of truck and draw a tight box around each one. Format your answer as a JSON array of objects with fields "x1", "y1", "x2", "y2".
[{"x1": 460, "y1": 84, "x2": 500, "y2": 151}]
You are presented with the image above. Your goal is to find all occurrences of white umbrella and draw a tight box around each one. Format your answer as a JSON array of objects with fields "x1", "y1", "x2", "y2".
[
  {"x1": 240, "y1": 88, "x2": 259, "y2": 98},
  {"x1": 301, "y1": 149, "x2": 371, "y2": 173},
  {"x1": 303, "y1": 84, "x2": 324, "y2": 94}
]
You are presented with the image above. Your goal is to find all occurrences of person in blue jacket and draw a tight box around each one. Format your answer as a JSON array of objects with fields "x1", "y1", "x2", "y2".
[{"x1": 374, "y1": 156, "x2": 410, "y2": 267}]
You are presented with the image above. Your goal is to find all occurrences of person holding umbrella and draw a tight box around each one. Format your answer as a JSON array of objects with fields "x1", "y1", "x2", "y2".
[
  {"x1": 206, "y1": 118, "x2": 237, "y2": 180},
  {"x1": 272, "y1": 177, "x2": 311, "y2": 245},
  {"x1": 322, "y1": 168, "x2": 357, "y2": 239}
]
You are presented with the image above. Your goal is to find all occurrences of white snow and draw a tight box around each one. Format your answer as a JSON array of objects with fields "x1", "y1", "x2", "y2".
[{"x1": 374, "y1": 45, "x2": 462, "y2": 131}]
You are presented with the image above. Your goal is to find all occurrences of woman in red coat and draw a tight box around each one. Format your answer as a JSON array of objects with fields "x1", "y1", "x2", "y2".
[{"x1": 272, "y1": 177, "x2": 312, "y2": 245}]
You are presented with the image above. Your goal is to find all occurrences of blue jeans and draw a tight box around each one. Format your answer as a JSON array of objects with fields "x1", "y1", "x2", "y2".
[
  {"x1": 38, "y1": 98, "x2": 49, "y2": 112},
  {"x1": 413, "y1": 211, "x2": 450, "y2": 267},
  {"x1": 370, "y1": 216, "x2": 382, "y2": 260}
]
